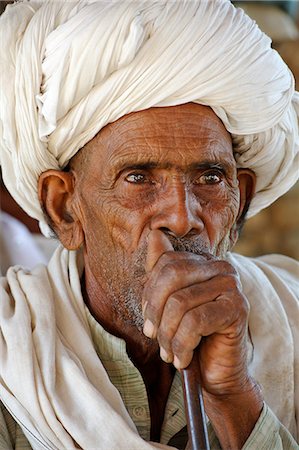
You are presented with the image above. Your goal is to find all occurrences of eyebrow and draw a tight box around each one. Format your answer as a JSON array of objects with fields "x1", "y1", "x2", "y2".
[{"x1": 111, "y1": 160, "x2": 231, "y2": 176}]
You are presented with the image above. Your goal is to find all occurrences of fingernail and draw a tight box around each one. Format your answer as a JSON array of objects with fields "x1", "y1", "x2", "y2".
[
  {"x1": 173, "y1": 356, "x2": 182, "y2": 370},
  {"x1": 142, "y1": 301, "x2": 148, "y2": 316},
  {"x1": 160, "y1": 347, "x2": 171, "y2": 363},
  {"x1": 143, "y1": 319, "x2": 155, "y2": 338}
]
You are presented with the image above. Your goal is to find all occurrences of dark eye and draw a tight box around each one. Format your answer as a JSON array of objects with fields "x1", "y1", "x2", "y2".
[
  {"x1": 195, "y1": 171, "x2": 222, "y2": 185},
  {"x1": 125, "y1": 173, "x2": 146, "y2": 184}
]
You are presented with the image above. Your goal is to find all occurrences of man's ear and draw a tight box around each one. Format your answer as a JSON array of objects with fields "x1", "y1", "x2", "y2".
[
  {"x1": 237, "y1": 169, "x2": 256, "y2": 222},
  {"x1": 236, "y1": 168, "x2": 256, "y2": 223},
  {"x1": 230, "y1": 168, "x2": 256, "y2": 247},
  {"x1": 38, "y1": 170, "x2": 84, "y2": 250}
]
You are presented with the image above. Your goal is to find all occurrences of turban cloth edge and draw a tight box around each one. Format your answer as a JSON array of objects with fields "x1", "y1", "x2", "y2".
[{"x1": 0, "y1": 0, "x2": 298, "y2": 235}]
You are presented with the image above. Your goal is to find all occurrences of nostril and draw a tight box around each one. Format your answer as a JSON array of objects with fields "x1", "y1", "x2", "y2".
[
  {"x1": 159, "y1": 227, "x2": 172, "y2": 234},
  {"x1": 159, "y1": 227, "x2": 183, "y2": 238}
]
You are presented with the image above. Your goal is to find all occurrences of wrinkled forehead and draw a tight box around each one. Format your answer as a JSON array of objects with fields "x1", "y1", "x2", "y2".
[{"x1": 73, "y1": 103, "x2": 234, "y2": 172}]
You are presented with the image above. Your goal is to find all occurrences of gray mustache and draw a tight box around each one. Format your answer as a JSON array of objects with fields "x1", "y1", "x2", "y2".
[{"x1": 166, "y1": 234, "x2": 210, "y2": 255}]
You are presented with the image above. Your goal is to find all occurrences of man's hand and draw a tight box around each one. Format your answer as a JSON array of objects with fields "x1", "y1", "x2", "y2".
[
  {"x1": 142, "y1": 230, "x2": 263, "y2": 448},
  {"x1": 143, "y1": 229, "x2": 250, "y2": 395}
]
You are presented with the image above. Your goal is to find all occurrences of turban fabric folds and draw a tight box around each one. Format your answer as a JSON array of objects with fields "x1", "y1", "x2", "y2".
[{"x1": 0, "y1": 0, "x2": 298, "y2": 233}]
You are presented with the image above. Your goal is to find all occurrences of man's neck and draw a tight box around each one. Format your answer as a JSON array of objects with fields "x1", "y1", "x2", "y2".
[
  {"x1": 81, "y1": 265, "x2": 176, "y2": 441},
  {"x1": 81, "y1": 268, "x2": 158, "y2": 364}
]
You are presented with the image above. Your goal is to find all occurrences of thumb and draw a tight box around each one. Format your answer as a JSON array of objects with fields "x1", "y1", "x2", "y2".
[{"x1": 146, "y1": 230, "x2": 174, "y2": 272}]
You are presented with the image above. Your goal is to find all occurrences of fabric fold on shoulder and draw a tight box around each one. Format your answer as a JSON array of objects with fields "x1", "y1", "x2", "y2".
[{"x1": 0, "y1": 246, "x2": 171, "y2": 449}]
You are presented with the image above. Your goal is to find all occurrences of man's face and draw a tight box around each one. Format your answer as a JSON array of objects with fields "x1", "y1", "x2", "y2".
[{"x1": 70, "y1": 103, "x2": 241, "y2": 329}]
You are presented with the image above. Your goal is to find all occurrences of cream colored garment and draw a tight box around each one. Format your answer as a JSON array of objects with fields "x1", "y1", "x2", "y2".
[
  {"x1": 0, "y1": 247, "x2": 173, "y2": 450},
  {"x1": 227, "y1": 253, "x2": 299, "y2": 440},
  {"x1": 0, "y1": 246, "x2": 298, "y2": 449},
  {"x1": 0, "y1": 0, "x2": 298, "y2": 235}
]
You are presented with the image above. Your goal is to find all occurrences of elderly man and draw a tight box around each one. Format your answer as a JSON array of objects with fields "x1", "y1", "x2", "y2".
[{"x1": 0, "y1": 1, "x2": 298, "y2": 449}]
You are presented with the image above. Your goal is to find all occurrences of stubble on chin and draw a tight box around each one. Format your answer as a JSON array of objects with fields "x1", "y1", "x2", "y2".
[{"x1": 108, "y1": 246, "x2": 147, "y2": 332}]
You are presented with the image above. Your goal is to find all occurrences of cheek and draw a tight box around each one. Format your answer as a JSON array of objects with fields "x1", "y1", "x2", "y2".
[
  {"x1": 199, "y1": 186, "x2": 240, "y2": 241},
  {"x1": 92, "y1": 193, "x2": 152, "y2": 254}
]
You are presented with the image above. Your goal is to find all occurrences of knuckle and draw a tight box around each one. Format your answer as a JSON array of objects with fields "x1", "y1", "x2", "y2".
[
  {"x1": 216, "y1": 260, "x2": 237, "y2": 276},
  {"x1": 181, "y1": 312, "x2": 198, "y2": 332},
  {"x1": 158, "y1": 252, "x2": 176, "y2": 268},
  {"x1": 156, "y1": 256, "x2": 192, "y2": 281},
  {"x1": 225, "y1": 273, "x2": 240, "y2": 291},
  {"x1": 172, "y1": 324, "x2": 199, "y2": 356},
  {"x1": 232, "y1": 317, "x2": 248, "y2": 338},
  {"x1": 230, "y1": 295, "x2": 249, "y2": 327},
  {"x1": 223, "y1": 313, "x2": 235, "y2": 330},
  {"x1": 159, "y1": 261, "x2": 178, "y2": 280},
  {"x1": 179, "y1": 313, "x2": 201, "y2": 343},
  {"x1": 167, "y1": 292, "x2": 187, "y2": 312},
  {"x1": 239, "y1": 295, "x2": 249, "y2": 318},
  {"x1": 157, "y1": 327, "x2": 173, "y2": 349},
  {"x1": 171, "y1": 336, "x2": 184, "y2": 355},
  {"x1": 143, "y1": 301, "x2": 160, "y2": 323}
]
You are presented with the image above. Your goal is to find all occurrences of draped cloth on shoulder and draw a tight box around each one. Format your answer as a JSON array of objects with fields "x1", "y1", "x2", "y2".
[
  {"x1": 0, "y1": 0, "x2": 298, "y2": 235},
  {"x1": 0, "y1": 247, "x2": 173, "y2": 450},
  {"x1": 0, "y1": 247, "x2": 298, "y2": 448}
]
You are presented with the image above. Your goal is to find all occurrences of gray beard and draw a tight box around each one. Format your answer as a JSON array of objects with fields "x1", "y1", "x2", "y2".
[{"x1": 108, "y1": 233, "x2": 231, "y2": 332}]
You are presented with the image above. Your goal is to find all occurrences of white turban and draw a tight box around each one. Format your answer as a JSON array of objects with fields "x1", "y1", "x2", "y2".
[{"x1": 1, "y1": 0, "x2": 298, "y2": 233}]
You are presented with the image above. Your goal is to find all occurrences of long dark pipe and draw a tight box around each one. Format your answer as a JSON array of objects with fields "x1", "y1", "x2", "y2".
[{"x1": 181, "y1": 353, "x2": 210, "y2": 450}]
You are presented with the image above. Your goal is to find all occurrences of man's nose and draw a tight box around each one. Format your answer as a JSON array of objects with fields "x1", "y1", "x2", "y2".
[{"x1": 150, "y1": 182, "x2": 204, "y2": 238}]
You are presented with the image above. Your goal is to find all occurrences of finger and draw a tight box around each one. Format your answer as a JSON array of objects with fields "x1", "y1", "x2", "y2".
[
  {"x1": 157, "y1": 282, "x2": 213, "y2": 362},
  {"x1": 143, "y1": 257, "x2": 201, "y2": 339},
  {"x1": 157, "y1": 275, "x2": 238, "y2": 360},
  {"x1": 143, "y1": 230, "x2": 174, "y2": 322},
  {"x1": 146, "y1": 230, "x2": 174, "y2": 272},
  {"x1": 143, "y1": 259, "x2": 236, "y2": 338},
  {"x1": 171, "y1": 295, "x2": 248, "y2": 369}
]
